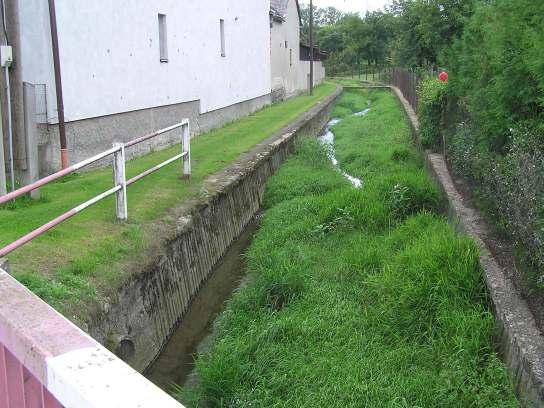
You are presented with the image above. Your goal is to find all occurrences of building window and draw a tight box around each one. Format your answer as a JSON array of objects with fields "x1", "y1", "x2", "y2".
[
  {"x1": 158, "y1": 14, "x2": 168, "y2": 62},
  {"x1": 285, "y1": 40, "x2": 288, "y2": 48},
  {"x1": 290, "y1": 48, "x2": 293, "y2": 67},
  {"x1": 220, "y1": 19, "x2": 226, "y2": 57}
]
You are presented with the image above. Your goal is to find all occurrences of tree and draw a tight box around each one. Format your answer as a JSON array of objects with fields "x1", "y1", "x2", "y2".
[
  {"x1": 299, "y1": 4, "x2": 345, "y2": 40},
  {"x1": 387, "y1": 0, "x2": 474, "y2": 68}
]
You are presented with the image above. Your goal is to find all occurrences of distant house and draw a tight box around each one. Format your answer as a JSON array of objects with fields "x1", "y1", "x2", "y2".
[
  {"x1": 1, "y1": 1, "x2": 272, "y2": 180},
  {"x1": 270, "y1": 0, "x2": 326, "y2": 101}
]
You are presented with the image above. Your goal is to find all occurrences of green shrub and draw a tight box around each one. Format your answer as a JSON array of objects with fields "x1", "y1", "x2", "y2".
[
  {"x1": 386, "y1": 179, "x2": 442, "y2": 222},
  {"x1": 447, "y1": 0, "x2": 544, "y2": 153},
  {"x1": 418, "y1": 78, "x2": 448, "y2": 149},
  {"x1": 449, "y1": 121, "x2": 544, "y2": 283},
  {"x1": 489, "y1": 126, "x2": 544, "y2": 279},
  {"x1": 390, "y1": 147, "x2": 412, "y2": 162}
]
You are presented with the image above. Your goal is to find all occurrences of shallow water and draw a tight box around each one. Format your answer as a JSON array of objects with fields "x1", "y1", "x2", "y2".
[
  {"x1": 317, "y1": 109, "x2": 370, "y2": 188},
  {"x1": 145, "y1": 218, "x2": 259, "y2": 392}
]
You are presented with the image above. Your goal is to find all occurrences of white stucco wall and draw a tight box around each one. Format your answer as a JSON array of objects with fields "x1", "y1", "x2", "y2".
[
  {"x1": 270, "y1": 0, "x2": 301, "y2": 97},
  {"x1": 19, "y1": 0, "x2": 56, "y2": 123},
  {"x1": 270, "y1": 0, "x2": 326, "y2": 98},
  {"x1": 295, "y1": 60, "x2": 326, "y2": 92},
  {"x1": 19, "y1": 0, "x2": 271, "y2": 123}
]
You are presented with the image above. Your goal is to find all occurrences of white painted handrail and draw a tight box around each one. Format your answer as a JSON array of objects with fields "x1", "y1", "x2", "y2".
[{"x1": 0, "y1": 120, "x2": 191, "y2": 258}]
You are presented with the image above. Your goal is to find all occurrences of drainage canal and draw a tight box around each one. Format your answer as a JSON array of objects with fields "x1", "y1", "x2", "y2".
[
  {"x1": 145, "y1": 104, "x2": 369, "y2": 394},
  {"x1": 145, "y1": 216, "x2": 260, "y2": 391}
]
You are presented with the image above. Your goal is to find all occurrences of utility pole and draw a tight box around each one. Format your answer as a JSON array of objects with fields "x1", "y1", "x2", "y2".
[
  {"x1": 0, "y1": 92, "x2": 6, "y2": 196},
  {"x1": 309, "y1": 0, "x2": 314, "y2": 95},
  {"x1": 48, "y1": 0, "x2": 69, "y2": 169}
]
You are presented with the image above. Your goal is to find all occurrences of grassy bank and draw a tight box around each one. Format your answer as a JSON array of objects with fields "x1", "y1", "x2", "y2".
[
  {"x1": 178, "y1": 89, "x2": 517, "y2": 407},
  {"x1": 1, "y1": 83, "x2": 336, "y2": 319}
]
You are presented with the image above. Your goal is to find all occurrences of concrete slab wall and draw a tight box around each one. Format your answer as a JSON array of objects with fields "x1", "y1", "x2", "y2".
[
  {"x1": 37, "y1": 99, "x2": 201, "y2": 176},
  {"x1": 197, "y1": 93, "x2": 272, "y2": 135}
]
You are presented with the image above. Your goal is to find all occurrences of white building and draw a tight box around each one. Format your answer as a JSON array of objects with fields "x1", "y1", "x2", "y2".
[
  {"x1": 270, "y1": 0, "x2": 326, "y2": 101},
  {"x1": 0, "y1": 0, "x2": 326, "y2": 187},
  {"x1": 1, "y1": 0, "x2": 272, "y2": 179}
]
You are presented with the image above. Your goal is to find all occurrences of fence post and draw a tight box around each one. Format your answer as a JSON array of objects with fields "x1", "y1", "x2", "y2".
[
  {"x1": 23, "y1": 83, "x2": 40, "y2": 200},
  {"x1": 112, "y1": 143, "x2": 127, "y2": 220},
  {"x1": 182, "y1": 122, "x2": 191, "y2": 179}
]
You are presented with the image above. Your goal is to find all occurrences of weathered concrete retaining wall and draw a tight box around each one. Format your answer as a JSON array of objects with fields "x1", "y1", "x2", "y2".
[
  {"x1": 38, "y1": 93, "x2": 272, "y2": 176},
  {"x1": 86, "y1": 86, "x2": 342, "y2": 372},
  {"x1": 389, "y1": 85, "x2": 544, "y2": 407}
]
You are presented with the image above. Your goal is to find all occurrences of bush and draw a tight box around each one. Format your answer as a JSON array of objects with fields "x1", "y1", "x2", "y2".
[
  {"x1": 449, "y1": 121, "x2": 544, "y2": 283},
  {"x1": 442, "y1": 0, "x2": 544, "y2": 285},
  {"x1": 447, "y1": 0, "x2": 544, "y2": 153},
  {"x1": 418, "y1": 78, "x2": 448, "y2": 149},
  {"x1": 489, "y1": 126, "x2": 544, "y2": 278}
]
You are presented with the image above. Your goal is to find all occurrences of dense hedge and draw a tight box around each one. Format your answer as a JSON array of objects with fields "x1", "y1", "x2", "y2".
[
  {"x1": 417, "y1": 0, "x2": 544, "y2": 283},
  {"x1": 448, "y1": 0, "x2": 544, "y2": 153}
]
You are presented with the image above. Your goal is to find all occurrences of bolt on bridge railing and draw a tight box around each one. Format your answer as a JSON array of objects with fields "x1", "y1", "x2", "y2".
[{"x1": 0, "y1": 120, "x2": 191, "y2": 258}]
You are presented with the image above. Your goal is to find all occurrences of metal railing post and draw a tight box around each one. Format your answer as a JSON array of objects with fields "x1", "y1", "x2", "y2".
[
  {"x1": 112, "y1": 143, "x2": 127, "y2": 220},
  {"x1": 182, "y1": 122, "x2": 191, "y2": 179},
  {"x1": 1, "y1": 120, "x2": 189, "y2": 257}
]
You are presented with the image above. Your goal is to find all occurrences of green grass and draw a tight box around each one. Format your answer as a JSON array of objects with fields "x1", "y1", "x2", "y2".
[
  {"x1": 0, "y1": 83, "x2": 337, "y2": 318},
  {"x1": 176, "y1": 89, "x2": 517, "y2": 407},
  {"x1": 329, "y1": 74, "x2": 387, "y2": 87}
]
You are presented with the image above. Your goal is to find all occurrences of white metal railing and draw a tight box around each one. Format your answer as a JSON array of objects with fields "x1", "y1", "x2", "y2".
[{"x1": 0, "y1": 120, "x2": 191, "y2": 257}]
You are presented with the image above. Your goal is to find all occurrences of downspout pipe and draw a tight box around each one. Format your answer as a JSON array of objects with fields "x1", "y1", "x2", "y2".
[
  {"x1": 47, "y1": 0, "x2": 68, "y2": 169},
  {"x1": 309, "y1": 0, "x2": 314, "y2": 95},
  {"x1": 4, "y1": 64, "x2": 13, "y2": 190},
  {"x1": 1, "y1": 0, "x2": 13, "y2": 193}
]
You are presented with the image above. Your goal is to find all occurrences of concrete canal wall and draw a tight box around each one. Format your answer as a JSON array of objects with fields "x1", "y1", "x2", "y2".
[{"x1": 86, "y1": 87, "x2": 342, "y2": 372}]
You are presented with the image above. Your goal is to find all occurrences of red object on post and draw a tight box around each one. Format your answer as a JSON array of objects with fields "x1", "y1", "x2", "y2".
[{"x1": 439, "y1": 71, "x2": 449, "y2": 82}]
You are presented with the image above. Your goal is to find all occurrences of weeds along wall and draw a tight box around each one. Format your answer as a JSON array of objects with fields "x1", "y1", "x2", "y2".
[
  {"x1": 390, "y1": 83, "x2": 544, "y2": 407},
  {"x1": 86, "y1": 88, "x2": 341, "y2": 372},
  {"x1": 437, "y1": 0, "x2": 544, "y2": 284},
  {"x1": 418, "y1": 75, "x2": 544, "y2": 290}
]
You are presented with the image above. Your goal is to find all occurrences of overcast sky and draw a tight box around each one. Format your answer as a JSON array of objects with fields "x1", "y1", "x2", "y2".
[{"x1": 300, "y1": 0, "x2": 391, "y2": 15}]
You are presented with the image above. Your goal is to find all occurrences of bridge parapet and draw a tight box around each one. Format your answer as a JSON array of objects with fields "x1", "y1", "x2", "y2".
[{"x1": 0, "y1": 268, "x2": 184, "y2": 408}]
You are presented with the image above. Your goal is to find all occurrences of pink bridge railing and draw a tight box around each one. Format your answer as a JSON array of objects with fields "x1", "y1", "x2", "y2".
[
  {"x1": 0, "y1": 267, "x2": 184, "y2": 407},
  {"x1": 0, "y1": 120, "x2": 191, "y2": 258},
  {"x1": 0, "y1": 122, "x2": 191, "y2": 406}
]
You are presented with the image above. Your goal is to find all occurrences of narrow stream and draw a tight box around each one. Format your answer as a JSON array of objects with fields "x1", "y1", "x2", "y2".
[
  {"x1": 145, "y1": 216, "x2": 260, "y2": 391},
  {"x1": 318, "y1": 108, "x2": 370, "y2": 189},
  {"x1": 145, "y1": 108, "x2": 370, "y2": 395}
]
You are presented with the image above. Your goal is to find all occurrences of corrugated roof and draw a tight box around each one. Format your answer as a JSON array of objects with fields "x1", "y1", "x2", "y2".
[{"x1": 270, "y1": 0, "x2": 290, "y2": 22}]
